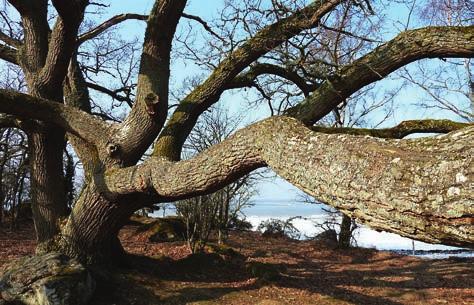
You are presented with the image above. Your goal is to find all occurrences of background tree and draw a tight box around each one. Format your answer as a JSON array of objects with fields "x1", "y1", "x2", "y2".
[
  {"x1": 0, "y1": 63, "x2": 29, "y2": 228},
  {"x1": 0, "y1": 127, "x2": 29, "y2": 228},
  {"x1": 176, "y1": 105, "x2": 258, "y2": 252}
]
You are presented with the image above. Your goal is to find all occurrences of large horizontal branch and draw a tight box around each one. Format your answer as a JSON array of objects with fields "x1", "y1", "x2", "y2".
[
  {"x1": 0, "y1": 89, "x2": 110, "y2": 145},
  {"x1": 286, "y1": 26, "x2": 474, "y2": 124},
  {"x1": 101, "y1": 116, "x2": 474, "y2": 248},
  {"x1": 311, "y1": 119, "x2": 472, "y2": 139},
  {"x1": 154, "y1": 0, "x2": 345, "y2": 160}
]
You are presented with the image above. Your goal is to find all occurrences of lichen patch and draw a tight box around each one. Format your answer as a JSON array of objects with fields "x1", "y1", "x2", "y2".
[
  {"x1": 455, "y1": 172, "x2": 468, "y2": 184},
  {"x1": 447, "y1": 186, "x2": 461, "y2": 197}
]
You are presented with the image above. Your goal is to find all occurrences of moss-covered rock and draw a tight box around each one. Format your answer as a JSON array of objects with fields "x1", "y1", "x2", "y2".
[
  {"x1": 313, "y1": 229, "x2": 338, "y2": 248},
  {"x1": 245, "y1": 262, "x2": 281, "y2": 281},
  {"x1": 207, "y1": 244, "x2": 246, "y2": 266},
  {"x1": 136, "y1": 216, "x2": 186, "y2": 242},
  {"x1": 0, "y1": 252, "x2": 95, "y2": 305},
  {"x1": 176, "y1": 252, "x2": 225, "y2": 273}
]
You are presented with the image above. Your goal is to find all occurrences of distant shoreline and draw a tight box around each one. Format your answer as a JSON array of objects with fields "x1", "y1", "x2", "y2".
[{"x1": 390, "y1": 248, "x2": 474, "y2": 257}]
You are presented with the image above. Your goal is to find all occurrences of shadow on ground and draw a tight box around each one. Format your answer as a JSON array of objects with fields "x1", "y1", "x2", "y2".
[
  {"x1": 90, "y1": 238, "x2": 474, "y2": 305},
  {"x1": 2, "y1": 222, "x2": 472, "y2": 305}
]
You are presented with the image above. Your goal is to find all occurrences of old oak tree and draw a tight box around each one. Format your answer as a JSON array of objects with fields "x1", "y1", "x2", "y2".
[{"x1": 0, "y1": 0, "x2": 472, "y2": 264}]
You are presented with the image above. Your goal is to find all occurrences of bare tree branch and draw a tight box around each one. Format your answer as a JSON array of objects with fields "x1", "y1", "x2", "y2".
[
  {"x1": 311, "y1": 119, "x2": 472, "y2": 138},
  {"x1": 0, "y1": 89, "x2": 110, "y2": 145},
  {"x1": 0, "y1": 30, "x2": 21, "y2": 48},
  {"x1": 182, "y1": 13, "x2": 224, "y2": 42},
  {"x1": 318, "y1": 24, "x2": 382, "y2": 43},
  {"x1": 77, "y1": 14, "x2": 148, "y2": 45},
  {"x1": 227, "y1": 63, "x2": 320, "y2": 96},
  {"x1": 0, "y1": 44, "x2": 18, "y2": 65},
  {"x1": 86, "y1": 82, "x2": 134, "y2": 107}
]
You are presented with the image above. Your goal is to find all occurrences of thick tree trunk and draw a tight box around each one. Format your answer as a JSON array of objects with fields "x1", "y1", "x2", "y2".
[
  {"x1": 28, "y1": 124, "x2": 68, "y2": 249},
  {"x1": 56, "y1": 184, "x2": 137, "y2": 264}
]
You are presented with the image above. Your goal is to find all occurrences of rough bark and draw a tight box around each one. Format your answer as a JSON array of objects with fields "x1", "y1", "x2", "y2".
[
  {"x1": 55, "y1": 184, "x2": 141, "y2": 264},
  {"x1": 28, "y1": 125, "x2": 69, "y2": 245},
  {"x1": 103, "y1": 116, "x2": 474, "y2": 248},
  {"x1": 113, "y1": 0, "x2": 187, "y2": 165}
]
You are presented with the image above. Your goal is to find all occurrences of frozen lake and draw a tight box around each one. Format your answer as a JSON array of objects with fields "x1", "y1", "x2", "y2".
[
  {"x1": 155, "y1": 200, "x2": 473, "y2": 259},
  {"x1": 242, "y1": 201, "x2": 473, "y2": 258}
]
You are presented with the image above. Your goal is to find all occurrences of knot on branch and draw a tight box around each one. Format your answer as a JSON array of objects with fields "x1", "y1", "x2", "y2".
[
  {"x1": 145, "y1": 93, "x2": 160, "y2": 116},
  {"x1": 107, "y1": 142, "x2": 121, "y2": 157}
]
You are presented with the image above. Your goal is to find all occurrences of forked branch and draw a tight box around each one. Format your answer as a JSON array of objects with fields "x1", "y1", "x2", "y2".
[{"x1": 154, "y1": 0, "x2": 346, "y2": 160}]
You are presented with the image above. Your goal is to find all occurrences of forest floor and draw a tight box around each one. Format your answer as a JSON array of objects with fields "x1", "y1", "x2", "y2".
[{"x1": 1, "y1": 219, "x2": 473, "y2": 305}]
